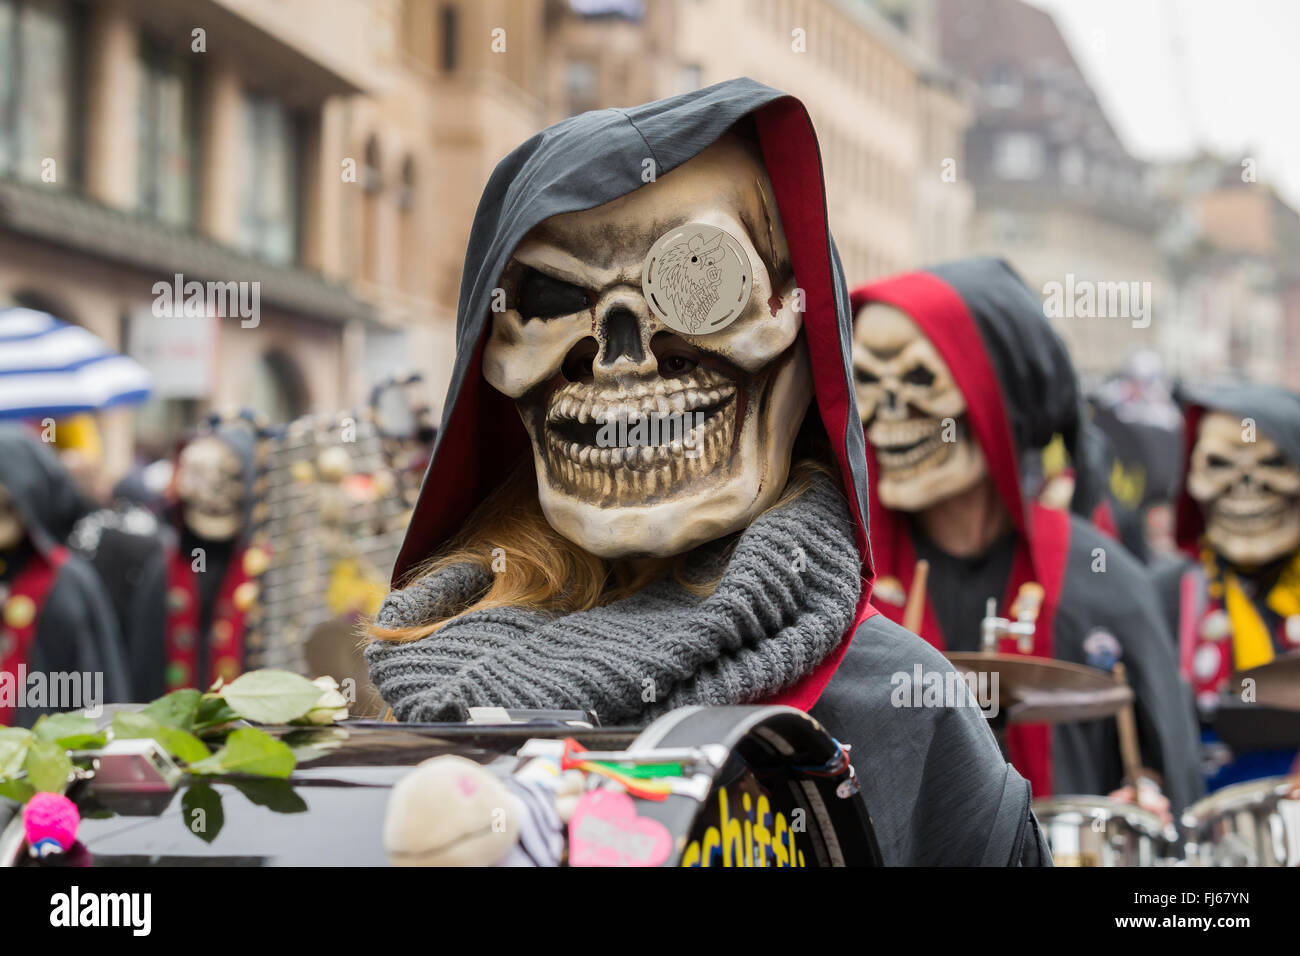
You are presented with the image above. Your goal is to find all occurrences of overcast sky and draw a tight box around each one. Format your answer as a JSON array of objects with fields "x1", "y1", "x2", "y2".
[{"x1": 1025, "y1": 0, "x2": 1300, "y2": 208}]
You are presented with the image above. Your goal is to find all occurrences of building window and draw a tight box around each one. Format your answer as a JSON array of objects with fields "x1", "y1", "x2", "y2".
[
  {"x1": 239, "y1": 93, "x2": 298, "y2": 265},
  {"x1": 565, "y1": 60, "x2": 599, "y2": 115},
  {"x1": 399, "y1": 155, "x2": 417, "y2": 293},
  {"x1": 1059, "y1": 146, "x2": 1085, "y2": 187},
  {"x1": 993, "y1": 131, "x2": 1045, "y2": 181},
  {"x1": 397, "y1": 154, "x2": 415, "y2": 212},
  {"x1": 359, "y1": 135, "x2": 382, "y2": 284},
  {"x1": 675, "y1": 64, "x2": 701, "y2": 95},
  {"x1": 245, "y1": 349, "x2": 308, "y2": 423},
  {"x1": 0, "y1": 0, "x2": 76, "y2": 187},
  {"x1": 983, "y1": 64, "x2": 1022, "y2": 109},
  {"x1": 138, "y1": 42, "x2": 197, "y2": 226},
  {"x1": 439, "y1": 3, "x2": 459, "y2": 72}
]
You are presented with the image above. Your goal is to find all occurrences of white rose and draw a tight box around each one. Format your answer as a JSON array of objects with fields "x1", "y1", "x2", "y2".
[{"x1": 300, "y1": 676, "x2": 349, "y2": 725}]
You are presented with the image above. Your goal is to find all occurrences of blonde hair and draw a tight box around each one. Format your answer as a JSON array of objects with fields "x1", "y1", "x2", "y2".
[{"x1": 368, "y1": 453, "x2": 841, "y2": 645}]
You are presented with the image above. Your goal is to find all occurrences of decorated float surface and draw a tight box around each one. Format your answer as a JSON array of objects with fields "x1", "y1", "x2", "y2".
[{"x1": 0, "y1": 671, "x2": 877, "y2": 868}]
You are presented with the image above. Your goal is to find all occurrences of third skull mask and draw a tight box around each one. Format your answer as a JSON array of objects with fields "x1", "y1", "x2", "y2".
[{"x1": 1187, "y1": 411, "x2": 1300, "y2": 567}]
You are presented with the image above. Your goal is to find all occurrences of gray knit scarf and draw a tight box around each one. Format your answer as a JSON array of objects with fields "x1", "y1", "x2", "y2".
[{"x1": 366, "y1": 471, "x2": 861, "y2": 725}]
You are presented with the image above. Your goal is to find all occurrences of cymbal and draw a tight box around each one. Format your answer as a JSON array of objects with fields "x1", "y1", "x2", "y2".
[
  {"x1": 944, "y1": 652, "x2": 1134, "y2": 725},
  {"x1": 1234, "y1": 652, "x2": 1300, "y2": 712}
]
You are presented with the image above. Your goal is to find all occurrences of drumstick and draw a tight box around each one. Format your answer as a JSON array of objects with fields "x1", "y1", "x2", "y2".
[
  {"x1": 903, "y1": 560, "x2": 930, "y2": 635},
  {"x1": 1113, "y1": 662, "x2": 1143, "y2": 789}
]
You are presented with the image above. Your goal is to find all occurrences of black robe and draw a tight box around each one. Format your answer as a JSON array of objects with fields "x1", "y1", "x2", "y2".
[
  {"x1": 1154, "y1": 383, "x2": 1300, "y2": 786},
  {"x1": 0, "y1": 427, "x2": 131, "y2": 727},
  {"x1": 852, "y1": 258, "x2": 1203, "y2": 813},
  {"x1": 381, "y1": 79, "x2": 1047, "y2": 865}
]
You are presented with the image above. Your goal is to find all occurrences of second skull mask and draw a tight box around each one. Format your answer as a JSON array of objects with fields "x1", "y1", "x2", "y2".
[
  {"x1": 482, "y1": 135, "x2": 813, "y2": 558},
  {"x1": 853, "y1": 303, "x2": 987, "y2": 512}
]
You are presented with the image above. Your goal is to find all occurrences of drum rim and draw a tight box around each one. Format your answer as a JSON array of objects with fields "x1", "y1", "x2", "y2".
[
  {"x1": 1032, "y1": 794, "x2": 1165, "y2": 832},
  {"x1": 1183, "y1": 774, "x2": 1297, "y2": 823}
]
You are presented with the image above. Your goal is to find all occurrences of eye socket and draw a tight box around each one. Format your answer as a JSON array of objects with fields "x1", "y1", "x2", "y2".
[
  {"x1": 517, "y1": 267, "x2": 590, "y2": 320},
  {"x1": 659, "y1": 352, "x2": 698, "y2": 377},
  {"x1": 1261, "y1": 455, "x2": 1288, "y2": 468},
  {"x1": 1206, "y1": 454, "x2": 1232, "y2": 469},
  {"x1": 855, "y1": 368, "x2": 879, "y2": 385},
  {"x1": 902, "y1": 365, "x2": 935, "y2": 387},
  {"x1": 561, "y1": 338, "x2": 598, "y2": 382}
]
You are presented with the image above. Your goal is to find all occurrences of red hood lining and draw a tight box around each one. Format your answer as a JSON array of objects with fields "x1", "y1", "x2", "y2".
[
  {"x1": 849, "y1": 271, "x2": 1028, "y2": 545},
  {"x1": 1175, "y1": 402, "x2": 1206, "y2": 558}
]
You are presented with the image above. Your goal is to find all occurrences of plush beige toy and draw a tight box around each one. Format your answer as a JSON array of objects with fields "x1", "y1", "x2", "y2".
[
  {"x1": 383, "y1": 755, "x2": 521, "y2": 866},
  {"x1": 383, "y1": 752, "x2": 583, "y2": 867}
]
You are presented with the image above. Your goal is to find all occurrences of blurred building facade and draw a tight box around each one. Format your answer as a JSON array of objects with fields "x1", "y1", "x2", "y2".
[
  {"x1": 1, "y1": 0, "x2": 976, "y2": 483},
  {"x1": 1152, "y1": 152, "x2": 1300, "y2": 389},
  {"x1": 0, "y1": 0, "x2": 398, "y2": 474},
  {"x1": 929, "y1": 0, "x2": 1167, "y2": 374}
]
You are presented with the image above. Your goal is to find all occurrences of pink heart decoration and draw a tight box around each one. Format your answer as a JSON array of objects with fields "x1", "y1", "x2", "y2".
[{"x1": 568, "y1": 789, "x2": 672, "y2": 867}]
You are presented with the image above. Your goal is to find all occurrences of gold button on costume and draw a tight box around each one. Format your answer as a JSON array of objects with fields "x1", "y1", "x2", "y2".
[{"x1": 3, "y1": 594, "x2": 36, "y2": 630}]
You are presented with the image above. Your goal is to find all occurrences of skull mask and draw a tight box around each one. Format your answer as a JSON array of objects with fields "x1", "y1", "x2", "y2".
[
  {"x1": 1187, "y1": 412, "x2": 1300, "y2": 567},
  {"x1": 0, "y1": 482, "x2": 22, "y2": 550},
  {"x1": 175, "y1": 437, "x2": 247, "y2": 542},
  {"x1": 852, "y1": 303, "x2": 987, "y2": 512},
  {"x1": 481, "y1": 135, "x2": 813, "y2": 558}
]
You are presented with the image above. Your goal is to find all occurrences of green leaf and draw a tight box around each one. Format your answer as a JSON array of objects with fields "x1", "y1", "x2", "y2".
[
  {"x1": 143, "y1": 689, "x2": 202, "y2": 731},
  {"x1": 189, "y1": 727, "x2": 296, "y2": 779},
  {"x1": 181, "y1": 784, "x2": 225, "y2": 844},
  {"x1": 192, "y1": 697, "x2": 240, "y2": 733},
  {"x1": 33, "y1": 712, "x2": 95, "y2": 743},
  {"x1": 0, "y1": 728, "x2": 32, "y2": 780},
  {"x1": 24, "y1": 740, "x2": 72, "y2": 793},
  {"x1": 219, "y1": 670, "x2": 323, "y2": 725},
  {"x1": 0, "y1": 778, "x2": 35, "y2": 803},
  {"x1": 281, "y1": 727, "x2": 347, "y2": 766},
  {"x1": 230, "y1": 778, "x2": 308, "y2": 814},
  {"x1": 112, "y1": 712, "x2": 211, "y2": 765}
]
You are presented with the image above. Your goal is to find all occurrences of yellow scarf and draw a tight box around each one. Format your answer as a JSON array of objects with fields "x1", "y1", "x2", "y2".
[{"x1": 1212, "y1": 547, "x2": 1300, "y2": 671}]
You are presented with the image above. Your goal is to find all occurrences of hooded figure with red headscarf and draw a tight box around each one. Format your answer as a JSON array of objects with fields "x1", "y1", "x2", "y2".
[
  {"x1": 1152, "y1": 383, "x2": 1300, "y2": 788},
  {"x1": 851, "y1": 258, "x2": 1201, "y2": 814},
  {"x1": 365, "y1": 80, "x2": 1048, "y2": 865},
  {"x1": 0, "y1": 426, "x2": 131, "y2": 727}
]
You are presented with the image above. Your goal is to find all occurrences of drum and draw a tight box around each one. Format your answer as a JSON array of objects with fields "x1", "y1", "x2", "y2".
[
  {"x1": 1182, "y1": 776, "x2": 1300, "y2": 867},
  {"x1": 613, "y1": 705, "x2": 881, "y2": 867},
  {"x1": 1032, "y1": 795, "x2": 1178, "y2": 866}
]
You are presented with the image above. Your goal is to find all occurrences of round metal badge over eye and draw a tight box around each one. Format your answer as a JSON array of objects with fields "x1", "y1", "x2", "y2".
[{"x1": 641, "y1": 222, "x2": 752, "y2": 335}]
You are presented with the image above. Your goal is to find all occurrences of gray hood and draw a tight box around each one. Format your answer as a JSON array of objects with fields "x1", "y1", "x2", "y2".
[{"x1": 392, "y1": 78, "x2": 876, "y2": 597}]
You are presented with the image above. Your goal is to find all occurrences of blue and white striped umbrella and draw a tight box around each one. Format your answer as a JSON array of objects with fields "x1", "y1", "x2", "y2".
[{"x1": 0, "y1": 307, "x2": 154, "y2": 419}]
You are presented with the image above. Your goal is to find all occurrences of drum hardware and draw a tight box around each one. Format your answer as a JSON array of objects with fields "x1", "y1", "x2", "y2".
[
  {"x1": 1033, "y1": 795, "x2": 1179, "y2": 867},
  {"x1": 1181, "y1": 774, "x2": 1300, "y2": 866},
  {"x1": 979, "y1": 583, "x2": 1043, "y2": 654}
]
